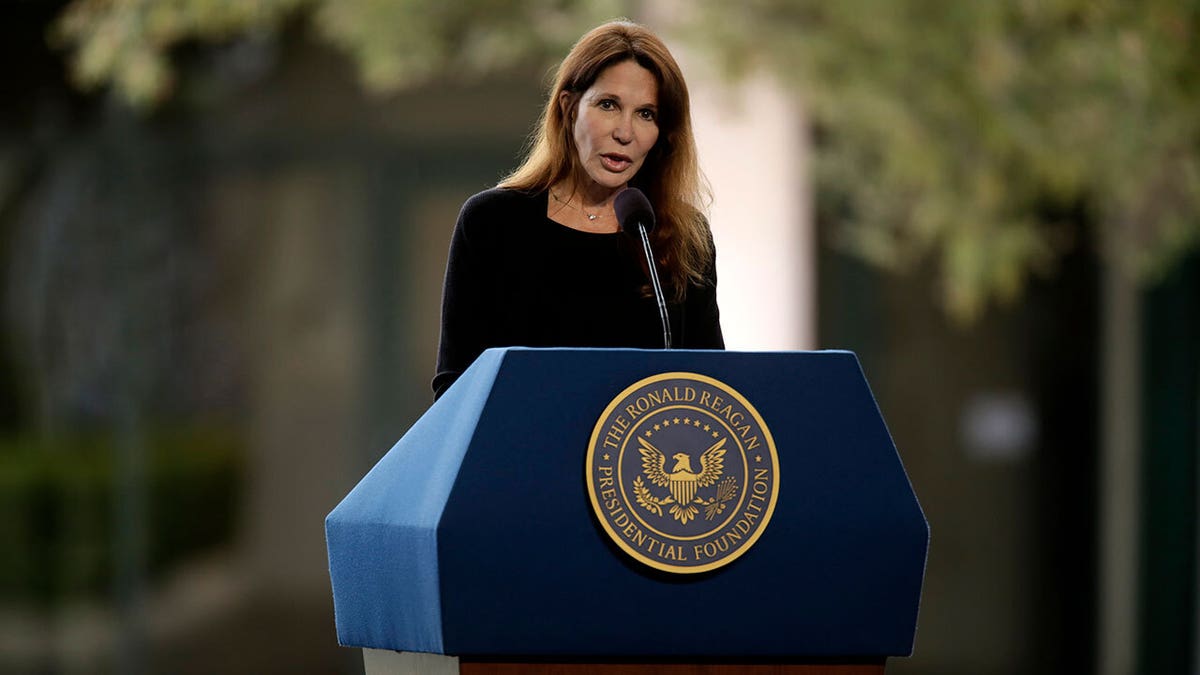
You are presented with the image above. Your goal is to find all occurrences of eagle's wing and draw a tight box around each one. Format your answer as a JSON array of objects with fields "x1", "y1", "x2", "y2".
[
  {"x1": 637, "y1": 437, "x2": 670, "y2": 487},
  {"x1": 696, "y1": 437, "x2": 727, "y2": 487}
]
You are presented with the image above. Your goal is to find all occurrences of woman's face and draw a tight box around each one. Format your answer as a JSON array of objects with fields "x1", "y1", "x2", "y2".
[{"x1": 565, "y1": 59, "x2": 661, "y2": 197}]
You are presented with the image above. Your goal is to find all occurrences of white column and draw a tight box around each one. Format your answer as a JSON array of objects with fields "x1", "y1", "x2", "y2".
[{"x1": 665, "y1": 44, "x2": 814, "y2": 350}]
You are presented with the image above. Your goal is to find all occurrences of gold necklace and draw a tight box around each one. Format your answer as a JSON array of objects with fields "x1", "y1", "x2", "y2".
[{"x1": 551, "y1": 191, "x2": 605, "y2": 221}]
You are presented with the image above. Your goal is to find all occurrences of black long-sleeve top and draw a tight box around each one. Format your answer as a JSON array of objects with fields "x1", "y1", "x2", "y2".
[{"x1": 432, "y1": 188, "x2": 724, "y2": 399}]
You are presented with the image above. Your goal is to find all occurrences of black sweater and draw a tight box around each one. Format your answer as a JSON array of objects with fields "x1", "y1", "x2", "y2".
[{"x1": 433, "y1": 188, "x2": 724, "y2": 399}]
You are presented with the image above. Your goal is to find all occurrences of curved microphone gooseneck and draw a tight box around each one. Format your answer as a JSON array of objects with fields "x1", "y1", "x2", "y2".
[{"x1": 614, "y1": 188, "x2": 671, "y2": 349}]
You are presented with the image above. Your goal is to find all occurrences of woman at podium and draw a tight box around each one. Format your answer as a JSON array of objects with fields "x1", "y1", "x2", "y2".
[{"x1": 433, "y1": 20, "x2": 724, "y2": 399}]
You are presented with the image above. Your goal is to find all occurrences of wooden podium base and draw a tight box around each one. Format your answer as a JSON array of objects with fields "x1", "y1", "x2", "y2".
[
  {"x1": 363, "y1": 650, "x2": 885, "y2": 675},
  {"x1": 460, "y1": 662, "x2": 885, "y2": 674}
]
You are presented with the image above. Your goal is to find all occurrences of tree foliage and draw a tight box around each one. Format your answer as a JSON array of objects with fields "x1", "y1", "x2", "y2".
[
  {"x1": 51, "y1": 0, "x2": 626, "y2": 105},
  {"x1": 52, "y1": 0, "x2": 310, "y2": 106},
  {"x1": 693, "y1": 0, "x2": 1200, "y2": 320},
  {"x1": 50, "y1": 0, "x2": 1200, "y2": 321}
]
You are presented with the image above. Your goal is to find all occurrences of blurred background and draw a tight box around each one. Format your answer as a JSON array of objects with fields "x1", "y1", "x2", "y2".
[{"x1": 1, "y1": 1, "x2": 1196, "y2": 673}]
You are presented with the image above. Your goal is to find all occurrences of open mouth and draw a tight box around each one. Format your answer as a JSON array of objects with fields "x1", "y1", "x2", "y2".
[{"x1": 600, "y1": 153, "x2": 633, "y2": 172}]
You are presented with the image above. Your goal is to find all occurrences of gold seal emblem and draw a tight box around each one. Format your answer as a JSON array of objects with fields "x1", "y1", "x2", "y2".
[{"x1": 585, "y1": 372, "x2": 780, "y2": 573}]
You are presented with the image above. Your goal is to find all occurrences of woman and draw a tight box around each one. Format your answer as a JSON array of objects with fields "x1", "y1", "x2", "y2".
[{"x1": 433, "y1": 20, "x2": 723, "y2": 399}]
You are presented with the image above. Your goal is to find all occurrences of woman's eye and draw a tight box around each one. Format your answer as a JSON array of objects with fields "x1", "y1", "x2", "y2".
[
  {"x1": 598, "y1": 99, "x2": 617, "y2": 110},
  {"x1": 639, "y1": 109, "x2": 656, "y2": 122}
]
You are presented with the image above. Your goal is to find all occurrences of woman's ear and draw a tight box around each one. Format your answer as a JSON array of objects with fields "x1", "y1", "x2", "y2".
[{"x1": 558, "y1": 90, "x2": 574, "y2": 122}]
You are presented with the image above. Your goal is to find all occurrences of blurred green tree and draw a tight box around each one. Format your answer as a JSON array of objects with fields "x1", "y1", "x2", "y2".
[
  {"x1": 50, "y1": 0, "x2": 1199, "y2": 321},
  {"x1": 50, "y1": 0, "x2": 626, "y2": 104},
  {"x1": 695, "y1": 0, "x2": 1199, "y2": 320}
]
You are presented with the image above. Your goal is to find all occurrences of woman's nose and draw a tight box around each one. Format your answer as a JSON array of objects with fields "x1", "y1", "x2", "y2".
[{"x1": 612, "y1": 117, "x2": 633, "y2": 144}]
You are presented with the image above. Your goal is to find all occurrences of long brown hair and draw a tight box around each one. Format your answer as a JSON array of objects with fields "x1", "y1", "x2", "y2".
[{"x1": 500, "y1": 20, "x2": 712, "y2": 300}]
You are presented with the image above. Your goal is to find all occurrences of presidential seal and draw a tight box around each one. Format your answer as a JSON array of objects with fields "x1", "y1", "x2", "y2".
[{"x1": 585, "y1": 372, "x2": 780, "y2": 574}]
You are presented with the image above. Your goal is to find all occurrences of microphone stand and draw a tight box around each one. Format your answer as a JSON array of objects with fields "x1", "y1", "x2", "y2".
[
  {"x1": 615, "y1": 188, "x2": 672, "y2": 350},
  {"x1": 636, "y1": 222, "x2": 672, "y2": 350}
]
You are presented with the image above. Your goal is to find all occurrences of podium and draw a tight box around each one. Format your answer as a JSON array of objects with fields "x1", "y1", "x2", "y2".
[{"x1": 326, "y1": 348, "x2": 928, "y2": 673}]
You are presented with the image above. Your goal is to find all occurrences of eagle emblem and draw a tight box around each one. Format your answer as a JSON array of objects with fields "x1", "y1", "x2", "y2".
[
  {"x1": 633, "y1": 436, "x2": 738, "y2": 524},
  {"x1": 586, "y1": 371, "x2": 778, "y2": 573}
]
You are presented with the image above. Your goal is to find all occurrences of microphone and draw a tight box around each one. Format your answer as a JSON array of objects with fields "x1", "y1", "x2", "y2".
[{"x1": 615, "y1": 188, "x2": 672, "y2": 349}]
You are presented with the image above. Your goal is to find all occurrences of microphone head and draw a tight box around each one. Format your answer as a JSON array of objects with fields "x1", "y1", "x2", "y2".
[{"x1": 614, "y1": 188, "x2": 656, "y2": 235}]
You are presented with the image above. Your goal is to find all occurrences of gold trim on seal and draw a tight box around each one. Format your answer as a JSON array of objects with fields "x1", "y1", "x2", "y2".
[{"x1": 585, "y1": 372, "x2": 780, "y2": 574}]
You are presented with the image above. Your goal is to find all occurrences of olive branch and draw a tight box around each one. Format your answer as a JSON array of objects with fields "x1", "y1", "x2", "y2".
[{"x1": 633, "y1": 475, "x2": 672, "y2": 516}]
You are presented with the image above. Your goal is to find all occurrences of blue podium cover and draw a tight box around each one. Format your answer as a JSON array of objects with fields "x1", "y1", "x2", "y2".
[{"x1": 326, "y1": 348, "x2": 928, "y2": 658}]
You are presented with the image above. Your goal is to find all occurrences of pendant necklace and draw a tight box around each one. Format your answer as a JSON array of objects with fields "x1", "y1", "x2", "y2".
[{"x1": 552, "y1": 191, "x2": 604, "y2": 221}]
